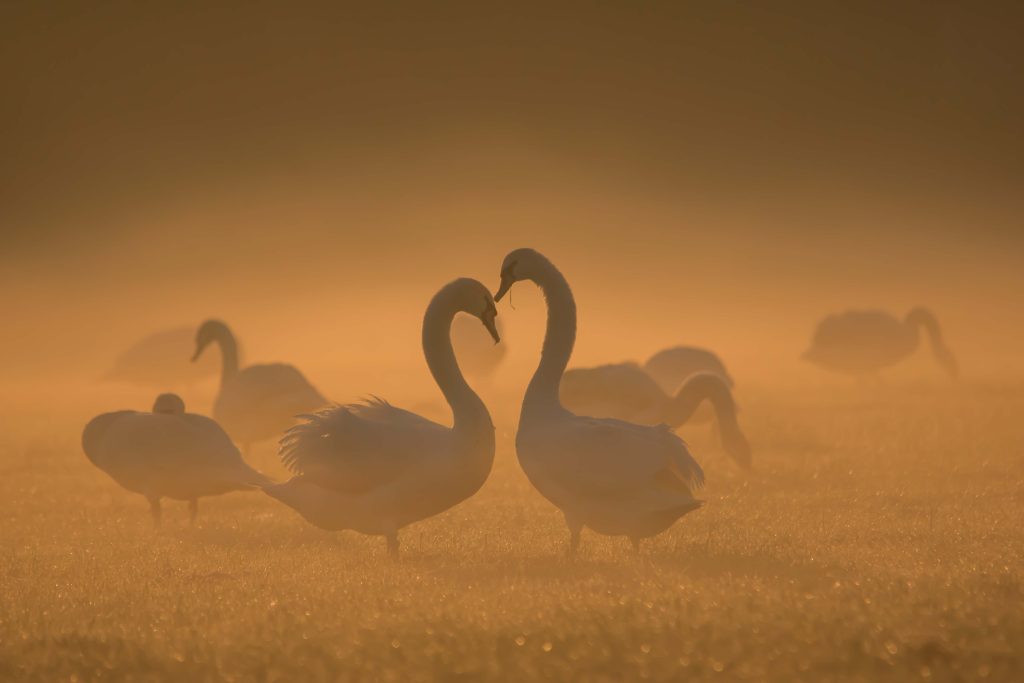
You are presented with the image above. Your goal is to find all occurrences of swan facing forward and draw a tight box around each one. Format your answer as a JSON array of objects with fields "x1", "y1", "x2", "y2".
[
  {"x1": 802, "y1": 308, "x2": 958, "y2": 378},
  {"x1": 560, "y1": 363, "x2": 751, "y2": 468},
  {"x1": 264, "y1": 279, "x2": 499, "y2": 558},
  {"x1": 192, "y1": 320, "x2": 328, "y2": 453},
  {"x1": 496, "y1": 249, "x2": 705, "y2": 555},
  {"x1": 82, "y1": 393, "x2": 270, "y2": 525}
]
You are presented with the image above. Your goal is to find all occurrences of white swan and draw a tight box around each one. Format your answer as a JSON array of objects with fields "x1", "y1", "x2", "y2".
[
  {"x1": 802, "y1": 307, "x2": 958, "y2": 378},
  {"x1": 103, "y1": 327, "x2": 221, "y2": 388},
  {"x1": 82, "y1": 393, "x2": 271, "y2": 525},
  {"x1": 263, "y1": 278, "x2": 500, "y2": 558},
  {"x1": 643, "y1": 346, "x2": 733, "y2": 393},
  {"x1": 192, "y1": 320, "x2": 328, "y2": 453},
  {"x1": 495, "y1": 249, "x2": 705, "y2": 554},
  {"x1": 560, "y1": 363, "x2": 751, "y2": 468}
]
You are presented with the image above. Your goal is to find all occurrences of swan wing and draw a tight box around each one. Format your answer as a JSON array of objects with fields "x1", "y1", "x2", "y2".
[
  {"x1": 521, "y1": 415, "x2": 704, "y2": 497},
  {"x1": 279, "y1": 397, "x2": 450, "y2": 494}
]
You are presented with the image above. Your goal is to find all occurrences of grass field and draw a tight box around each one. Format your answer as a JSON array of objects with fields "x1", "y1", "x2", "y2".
[{"x1": 1, "y1": 382, "x2": 1022, "y2": 682}]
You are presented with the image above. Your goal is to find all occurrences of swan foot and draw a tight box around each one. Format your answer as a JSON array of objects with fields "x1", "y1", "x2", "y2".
[
  {"x1": 188, "y1": 499, "x2": 198, "y2": 526},
  {"x1": 148, "y1": 497, "x2": 162, "y2": 528},
  {"x1": 386, "y1": 534, "x2": 400, "y2": 560}
]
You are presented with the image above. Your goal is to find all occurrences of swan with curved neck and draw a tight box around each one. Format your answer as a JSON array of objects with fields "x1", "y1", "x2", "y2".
[
  {"x1": 802, "y1": 307, "x2": 958, "y2": 378},
  {"x1": 264, "y1": 278, "x2": 499, "y2": 558},
  {"x1": 643, "y1": 346, "x2": 734, "y2": 394},
  {"x1": 192, "y1": 319, "x2": 327, "y2": 453},
  {"x1": 560, "y1": 364, "x2": 751, "y2": 468},
  {"x1": 495, "y1": 249, "x2": 705, "y2": 555},
  {"x1": 82, "y1": 393, "x2": 270, "y2": 526}
]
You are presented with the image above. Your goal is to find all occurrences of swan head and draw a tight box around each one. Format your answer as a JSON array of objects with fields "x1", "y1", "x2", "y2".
[
  {"x1": 494, "y1": 247, "x2": 546, "y2": 302},
  {"x1": 442, "y1": 278, "x2": 500, "y2": 344},
  {"x1": 192, "y1": 319, "x2": 230, "y2": 362},
  {"x1": 152, "y1": 393, "x2": 186, "y2": 415}
]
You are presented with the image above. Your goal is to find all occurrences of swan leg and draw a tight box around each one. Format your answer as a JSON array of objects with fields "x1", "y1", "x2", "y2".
[
  {"x1": 148, "y1": 497, "x2": 162, "y2": 528},
  {"x1": 386, "y1": 533, "x2": 400, "y2": 559},
  {"x1": 188, "y1": 499, "x2": 199, "y2": 526}
]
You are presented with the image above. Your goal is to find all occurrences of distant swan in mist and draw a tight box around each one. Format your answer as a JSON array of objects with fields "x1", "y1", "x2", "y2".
[
  {"x1": 103, "y1": 327, "x2": 222, "y2": 388},
  {"x1": 560, "y1": 363, "x2": 751, "y2": 468},
  {"x1": 81, "y1": 393, "x2": 271, "y2": 525},
  {"x1": 451, "y1": 313, "x2": 507, "y2": 379},
  {"x1": 802, "y1": 307, "x2": 958, "y2": 378},
  {"x1": 192, "y1": 320, "x2": 328, "y2": 453},
  {"x1": 495, "y1": 249, "x2": 704, "y2": 555},
  {"x1": 264, "y1": 279, "x2": 499, "y2": 558},
  {"x1": 643, "y1": 346, "x2": 734, "y2": 394}
]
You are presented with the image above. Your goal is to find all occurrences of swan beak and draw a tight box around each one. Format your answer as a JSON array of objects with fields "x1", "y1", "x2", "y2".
[
  {"x1": 494, "y1": 276, "x2": 514, "y2": 303},
  {"x1": 483, "y1": 317, "x2": 501, "y2": 344},
  {"x1": 190, "y1": 347, "x2": 202, "y2": 363}
]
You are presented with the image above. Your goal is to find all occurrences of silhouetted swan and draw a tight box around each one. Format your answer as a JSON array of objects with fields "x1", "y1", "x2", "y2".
[
  {"x1": 82, "y1": 393, "x2": 271, "y2": 526},
  {"x1": 192, "y1": 320, "x2": 328, "y2": 453},
  {"x1": 802, "y1": 307, "x2": 959, "y2": 378},
  {"x1": 103, "y1": 327, "x2": 221, "y2": 387},
  {"x1": 643, "y1": 346, "x2": 733, "y2": 393},
  {"x1": 264, "y1": 279, "x2": 500, "y2": 558},
  {"x1": 560, "y1": 363, "x2": 751, "y2": 468},
  {"x1": 495, "y1": 249, "x2": 704, "y2": 555},
  {"x1": 451, "y1": 313, "x2": 507, "y2": 379}
]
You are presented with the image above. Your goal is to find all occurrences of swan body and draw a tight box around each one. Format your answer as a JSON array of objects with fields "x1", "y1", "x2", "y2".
[
  {"x1": 192, "y1": 320, "x2": 328, "y2": 451},
  {"x1": 264, "y1": 278, "x2": 500, "y2": 557},
  {"x1": 451, "y1": 313, "x2": 507, "y2": 379},
  {"x1": 81, "y1": 393, "x2": 270, "y2": 525},
  {"x1": 802, "y1": 308, "x2": 958, "y2": 378},
  {"x1": 495, "y1": 249, "x2": 705, "y2": 553},
  {"x1": 644, "y1": 346, "x2": 733, "y2": 393},
  {"x1": 560, "y1": 363, "x2": 751, "y2": 468},
  {"x1": 103, "y1": 327, "x2": 221, "y2": 387}
]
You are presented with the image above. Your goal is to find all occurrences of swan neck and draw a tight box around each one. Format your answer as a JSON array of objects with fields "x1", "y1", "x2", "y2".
[
  {"x1": 215, "y1": 328, "x2": 240, "y2": 387},
  {"x1": 664, "y1": 373, "x2": 737, "y2": 429},
  {"x1": 524, "y1": 261, "x2": 576, "y2": 415},
  {"x1": 422, "y1": 302, "x2": 491, "y2": 432}
]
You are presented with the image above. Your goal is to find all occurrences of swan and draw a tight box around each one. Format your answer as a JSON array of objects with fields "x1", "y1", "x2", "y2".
[
  {"x1": 192, "y1": 320, "x2": 328, "y2": 453},
  {"x1": 81, "y1": 393, "x2": 271, "y2": 525},
  {"x1": 802, "y1": 307, "x2": 958, "y2": 378},
  {"x1": 103, "y1": 327, "x2": 221, "y2": 388},
  {"x1": 643, "y1": 346, "x2": 733, "y2": 393},
  {"x1": 560, "y1": 363, "x2": 751, "y2": 468},
  {"x1": 263, "y1": 278, "x2": 500, "y2": 558},
  {"x1": 495, "y1": 249, "x2": 705, "y2": 555}
]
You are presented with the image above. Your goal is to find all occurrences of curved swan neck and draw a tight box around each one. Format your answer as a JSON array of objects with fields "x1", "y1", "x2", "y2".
[
  {"x1": 663, "y1": 372, "x2": 737, "y2": 429},
  {"x1": 523, "y1": 259, "x2": 577, "y2": 414},
  {"x1": 214, "y1": 327, "x2": 240, "y2": 387},
  {"x1": 906, "y1": 307, "x2": 958, "y2": 377},
  {"x1": 422, "y1": 300, "x2": 491, "y2": 432}
]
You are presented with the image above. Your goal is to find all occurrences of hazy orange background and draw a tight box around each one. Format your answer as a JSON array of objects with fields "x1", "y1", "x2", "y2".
[{"x1": 2, "y1": 2, "x2": 1022, "y2": 410}]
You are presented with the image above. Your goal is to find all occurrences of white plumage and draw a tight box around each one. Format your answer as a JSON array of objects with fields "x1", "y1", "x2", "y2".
[
  {"x1": 263, "y1": 278, "x2": 500, "y2": 558},
  {"x1": 495, "y1": 248, "x2": 705, "y2": 554},
  {"x1": 81, "y1": 393, "x2": 270, "y2": 525}
]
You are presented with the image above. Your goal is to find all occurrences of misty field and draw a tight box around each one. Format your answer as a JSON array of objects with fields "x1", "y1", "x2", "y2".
[{"x1": 1, "y1": 383, "x2": 1022, "y2": 682}]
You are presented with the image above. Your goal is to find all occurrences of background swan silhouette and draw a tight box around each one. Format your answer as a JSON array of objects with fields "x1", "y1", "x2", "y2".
[
  {"x1": 560, "y1": 363, "x2": 751, "y2": 468},
  {"x1": 264, "y1": 278, "x2": 500, "y2": 558},
  {"x1": 192, "y1": 320, "x2": 328, "y2": 453},
  {"x1": 81, "y1": 393, "x2": 270, "y2": 525},
  {"x1": 802, "y1": 307, "x2": 959, "y2": 378},
  {"x1": 495, "y1": 249, "x2": 705, "y2": 555},
  {"x1": 103, "y1": 327, "x2": 222, "y2": 388},
  {"x1": 643, "y1": 346, "x2": 733, "y2": 394}
]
